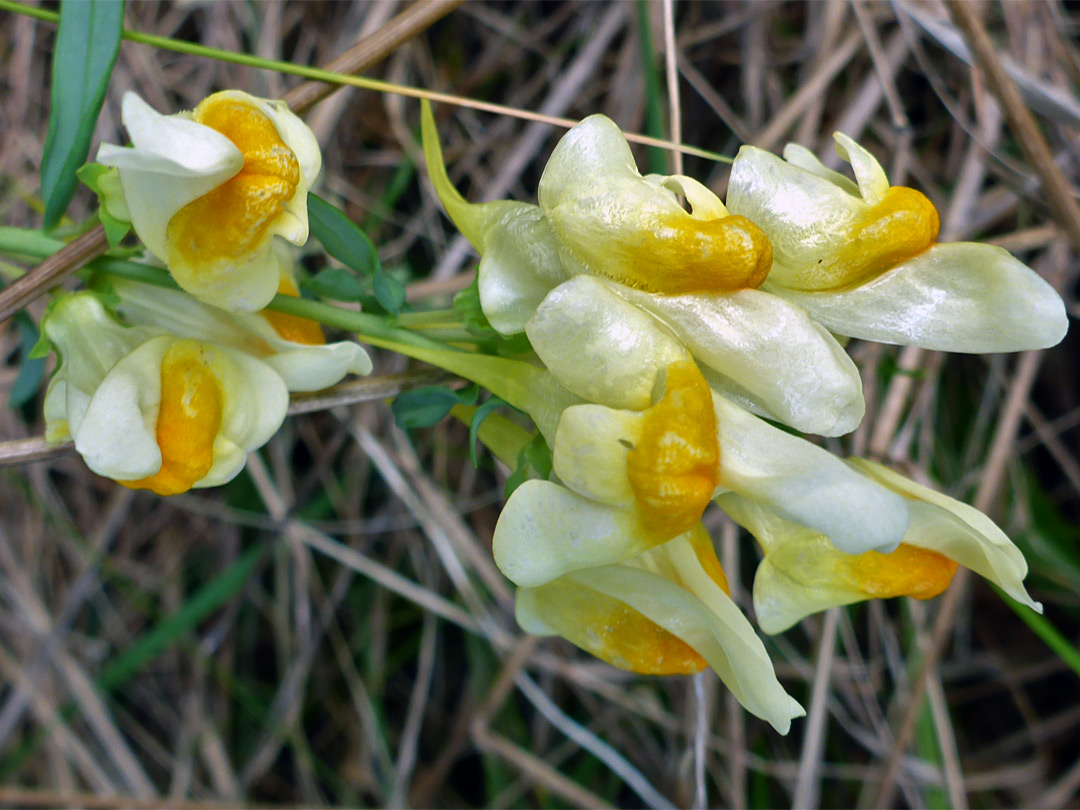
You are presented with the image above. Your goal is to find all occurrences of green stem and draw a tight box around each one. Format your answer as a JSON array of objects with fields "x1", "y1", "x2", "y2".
[
  {"x1": 0, "y1": 225, "x2": 578, "y2": 435},
  {"x1": 0, "y1": 0, "x2": 732, "y2": 165},
  {"x1": 397, "y1": 308, "x2": 458, "y2": 327}
]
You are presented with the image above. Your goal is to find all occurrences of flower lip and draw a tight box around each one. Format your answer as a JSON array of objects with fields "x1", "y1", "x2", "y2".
[
  {"x1": 120, "y1": 340, "x2": 223, "y2": 496},
  {"x1": 539, "y1": 114, "x2": 774, "y2": 295},
  {"x1": 97, "y1": 90, "x2": 322, "y2": 312},
  {"x1": 727, "y1": 134, "x2": 942, "y2": 292},
  {"x1": 166, "y1": 94, "x2": 302, "y2": 284},
  {"x1": 625, "y1": 360, "x2": 720, "y2": 537}
]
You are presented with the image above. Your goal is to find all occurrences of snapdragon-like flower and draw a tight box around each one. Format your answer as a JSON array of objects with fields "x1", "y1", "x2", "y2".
[
  {"x1": 110, "y1": 249, "x2": 372, "y2": 392},
  {"x1": 726, "y1": 134, "x2": 1068, "y2": 352},
  {"x1": 718, "y1": 458, "x2": 1040, "y2": 633},
  {"x1": 517, "y1": 525, "x2": 805, "y2": 733},
  {"x1": 97, "y1": 91, "x2": 321, "y2": 312},
  {"x1": 493, "y1": 359, "x2": 909, "y2": 589},
  {"x1": 43, "y1": 293, "x2": 288, "y2": 495},
  {"x1": 421, "y1": 102, "x2": 866, "y2": 436}
]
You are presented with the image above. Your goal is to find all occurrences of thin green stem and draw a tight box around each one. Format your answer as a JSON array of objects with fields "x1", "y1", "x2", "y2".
[
  {"x1": 0, "y1": 226, "x2": 459, "y2": 353},
  {"x1": 0, "y1": 0, "x2": 732, "y2": 164},
  {"x1": 397, "y1": 308, "x2": 458, "y2": 328}
]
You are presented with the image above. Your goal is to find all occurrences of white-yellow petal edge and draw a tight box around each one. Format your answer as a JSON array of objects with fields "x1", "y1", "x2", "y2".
[
  {"x1": 849, "y1": 458, "x2": 1041, "y2": 612},
  {"x1": 768, "y1": 242, "x2": 1067, "y2": 352}
]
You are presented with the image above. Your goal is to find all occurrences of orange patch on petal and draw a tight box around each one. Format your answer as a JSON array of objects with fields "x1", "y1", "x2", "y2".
[
  {"x1": 167, "y1": 96, "x2": 300, "y2": 276},
  {"x1": 121, "y1": 342, "x2": 223, "y2": 496},
  {"x1": 596, "y1": 213, "x2": 773, "y2": 295},
  {"x1": 846, "y1": 542, "x2": 957, "y2": 600},
  {"x1": 786, "y1": 186, "x2": 940, "y2": 291},
  {"x1": 597, "y1": 601, "x2": 707, "y2": 675},
  {"x1": 626, "y1": 361, "x2": 720, "y2": 539},
  {"x1": 263, "y1": 274, "x2": 325, "y2": 345}
]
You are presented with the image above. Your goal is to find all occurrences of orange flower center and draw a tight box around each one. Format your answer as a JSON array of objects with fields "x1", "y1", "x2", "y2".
[
  {"x1": 167, "y1": 96, "x2": 301, "y2": 275},
  {"x1": 846, "y1": 542, "x2": 957, "y2": 600},
  {"x1": 121, "y1": 342, "x2": 223, "y2": 496},
  {"x1": 586, "y1": 213, "x2": 773, "y2": 295},
  {"x1": 785, "y1": 186, "x2": 940, "y2": 291},
  {"x1": 626, "y1": 361, "x2": 720, "y2": 538},
  {"x1": 596, "y1": 601, "x2": 708, "y2": 675}
]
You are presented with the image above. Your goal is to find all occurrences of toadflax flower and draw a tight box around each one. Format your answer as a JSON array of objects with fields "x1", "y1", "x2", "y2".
[
  {"x1": 97, "y1": 90, "x2": 321, "y2": 312},
  {"x1": 469, "y1": 404, "x2": 803, "y2": 732},
  {"x1": 517, "y1": 525, "x2": 805, "y2": 733},
  {"x1": 493, "y1": 358, "x2": 910, "y2": 590},
  {"x1": 718, "y1": 458, "x2": 1041, "y2": 634},
  {"x1": 43, "y1": 293, "x2": 288, "y2": 495},
  {"x1": 110, "y1": 247, "x2": 372, "y2": 392},
  {"x1": 421, "y1": 102, "x2": 866, "y2": 436},
  {"x1": 726, "y1": 133, "x2": 1068, "y2": 352}
]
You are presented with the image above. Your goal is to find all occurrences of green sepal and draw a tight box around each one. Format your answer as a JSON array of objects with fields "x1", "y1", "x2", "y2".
[
  {"x1": 505, "y1": 433, "x2": 553, "y2": 498},
  {"x1": 76, "y1": 162, "x2": 131, "y2": 247}
]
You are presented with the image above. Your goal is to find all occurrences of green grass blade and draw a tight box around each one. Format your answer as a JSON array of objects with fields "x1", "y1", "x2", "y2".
[
  {"x1": 634, "y1": 0, "x2": 668, "y2": 175},
  {"x1": 40, "y1": 0, "x2": 124, "y2": 229},
  {"x1": 98, "y1": 542, "x2": 265, "y2": 689}
]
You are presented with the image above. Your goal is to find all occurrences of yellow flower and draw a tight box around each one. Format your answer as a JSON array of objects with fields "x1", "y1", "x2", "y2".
[
  {"x1": 517, "y1": 525, "x2": 805, "y2": 733},
  {"x1": 97, "y1": 91, "x2": 321, "y2": 312},
  {"x1": 727, "y1": 134, "x2": 1067, "y2": 352},
  {"x1": 421, "y1": 102, "x2": 866, "y2": 437},
  {"x1": 43, "y1": 293, "x2": 289, "y2": 495},
  {"x1": 718, "y1": 458, "x2": 1040, "y2": 633},
  {"x1": 111, "y1": 249, "x2": 372, "y2": 392},
  {"x1": 493, "y1": 360, "x2": 909, "y2": 589}
]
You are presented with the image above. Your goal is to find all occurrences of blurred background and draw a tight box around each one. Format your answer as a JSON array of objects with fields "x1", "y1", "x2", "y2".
[{"x1": 1, "y1": 1, "x2": 1079, "y2": 807}]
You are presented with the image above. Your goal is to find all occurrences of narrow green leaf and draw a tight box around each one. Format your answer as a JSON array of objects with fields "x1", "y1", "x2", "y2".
[
  {"x1": 308, "y1": 194, "x2": 380, "y2": 276},
  {"x1": 391, "y1": 385, "x2": 479, "y2": 430},
  {"x1": 373, "y1": 265, "x2": 406, "y2": 315},
  {"x1": 98, "y1": 543, "x2": 264, "y2": 690},
  {"x1": 994, "y1": 585, "x2": 1080, "y2": 681},
  {"x1": 9, "y1": 313, "x2": 46, "y2": 409},
  {"x1": 468, "y1": 397, "x2": 504, "y2": 467},
  {"x1": 41, "y1": 0, "x2": 125, "y2": 229},
  {"x1": 634, "y1": 0, "x2": 668, "y2": 175},
  {"x1": 303, "y1": 267, "x2": 368, "y2": 302}
]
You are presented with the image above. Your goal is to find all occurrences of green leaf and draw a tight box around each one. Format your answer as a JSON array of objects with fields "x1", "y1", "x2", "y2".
[
  {"x1": 77, "y1": 163, "x2": 131, "y2": 246},
  {"x1": 504, "y1": 433, "x2": 553, "y2": 498},
  {"x1": 452, "y1": 273, "x2": 499, "y2": 337},
  {"x1": 9, "y1": 313, "x2": 47, "y2": 409},
  {"x1": 373, "y1": 265, "x2": 406, "y2": 315},
  {"x1": 391, "y1": 385, "x2": 478, "y2": 430},
  {"x1": 41, "y1": 0, "x2": 125, "y2": 229},
  {"x1": 307, "y1": 194, "x2": 380, "y2": 276},
  {"x1": 468, "y1": 397, "x2": 504, "y2": 467},
  {"x1": 303, "y1": 267, "x2": 368, "y2": 302}
]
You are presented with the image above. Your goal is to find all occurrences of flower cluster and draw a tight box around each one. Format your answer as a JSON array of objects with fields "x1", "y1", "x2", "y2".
[
  {"x1": 422, "y1": 102, "x2": 1064, "y2": 731},
  {"x1": 43, "y1": 91, "x2": 370, "y2": 494}
]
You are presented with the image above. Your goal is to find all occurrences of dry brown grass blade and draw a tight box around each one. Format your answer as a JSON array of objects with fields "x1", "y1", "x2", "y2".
[
  {"x1": 282, "y1": 0, "x2": 466, "y2": 114},
  {"x1": 868, "y1": 344, "x2": 1057, "y2": 808},
  {"x1": 0, "y1": 0, "x2": 461, "y2": 329},
  {"x1": 947, "y1": 0, "x2": 1080, "y2": 251},
  {"x1": 0, "y1": 369, "x2": 451, "y2": 468},
  {"x1": 0, "y1": 226, "x2": 108, "y2": 325}
]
